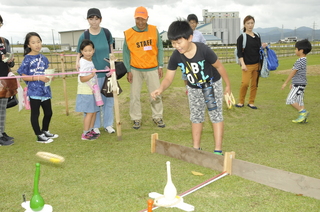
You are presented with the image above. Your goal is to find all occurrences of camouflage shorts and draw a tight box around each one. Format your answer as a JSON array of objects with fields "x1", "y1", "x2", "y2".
[{"x1": 187, "y1": 79, "x2": 223, "y2": 123}]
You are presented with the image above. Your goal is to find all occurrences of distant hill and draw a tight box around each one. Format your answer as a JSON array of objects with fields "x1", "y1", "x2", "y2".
[{"x1": 255, "y1": 27, "x2": 320, "y2": 43}]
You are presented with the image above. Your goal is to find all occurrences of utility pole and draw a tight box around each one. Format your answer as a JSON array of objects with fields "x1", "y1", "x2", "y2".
[{"x1": 52, "y1": 29, "x2": 56, "y2": 51}]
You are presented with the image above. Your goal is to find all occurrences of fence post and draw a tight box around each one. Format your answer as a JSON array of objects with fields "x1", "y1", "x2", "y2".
[{"x1": 60, "y1": 54, "x2": 69, "y2": 116}]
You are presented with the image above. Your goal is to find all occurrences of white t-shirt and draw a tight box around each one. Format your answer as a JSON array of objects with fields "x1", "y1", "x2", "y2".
[{"x1": 77, "y1": 58, "x2": 95, "y2": 94}]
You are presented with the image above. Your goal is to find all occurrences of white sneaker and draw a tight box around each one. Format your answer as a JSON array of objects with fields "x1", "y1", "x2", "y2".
[
  {"x1": 93, "y1": 128, "x2": 101, "y2": 134},
  {"x1": 43, "y1": 131, "x2": 59, "y2": 138},
  {"x1": 37, "y1": 133, "x2": 54, "y2": 144},
  {"x1": 105, "y1": 126, "x2": 115, "y2": 134}
]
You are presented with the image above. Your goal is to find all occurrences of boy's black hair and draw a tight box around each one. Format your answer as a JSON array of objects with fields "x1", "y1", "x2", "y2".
[
  {"x1": 295, "y1": 39, "x2": 312, "y2": 55},
  {"x1": 187, "y1": 14, "x2": 198, "y2": 23},
  {"x1": 167, "y1": 19, "x2": 193, "y2": 41},
  {"x1": 23, "y1": 32, "x2": 42, "y2": 56},
  {"x1": 0, "y1": 15, "x2": 3, "y2": 25}
]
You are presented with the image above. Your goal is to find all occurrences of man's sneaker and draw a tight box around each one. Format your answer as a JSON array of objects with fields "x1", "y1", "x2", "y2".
[
  {"x1": 81, "y1": 132, "x2": 96, "y2": 140},
  {"x1": 0, "y1": 136, "x2": 14, "y2": 146},
  {"x1": 153, "y1": 118, "x2": 165, "y2": 128},
  {"x1": 90, "y1": 129, "x2": 100, "y2": 138},
  {"x1": 105, "y1": 126, "x2": 115, "y2": 134},
  {"x1": 2, "y1": 132, "x2": 14, "y2": 140},
  {"x1": 37, "y1": 133, "x2": 54, "y2": 144},
  {"x1": 43, "y1": 131, "x2": 59, "y2": 138},
  {"x1": 93, "y1": 128, "x2": 101, "y2": 134},
  {"x1": 133, "y1": 120, "x2": 141, "y2": 129}
]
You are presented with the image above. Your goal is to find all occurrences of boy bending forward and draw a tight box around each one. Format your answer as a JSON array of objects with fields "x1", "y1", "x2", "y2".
[
  {"x1": 281, "y1": 39, "x2": 312, "y2": 123},
  {"x1": 151, "y1": 20, "x2": 231, "y2": 155}
]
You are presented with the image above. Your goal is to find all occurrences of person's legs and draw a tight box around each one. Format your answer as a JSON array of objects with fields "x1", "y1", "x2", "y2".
[
  {"x1": 145, "y1": 70, "x2": 163, "y2": 119},
  {"x1": 287, "y1": 85, "x2": 308, "y2": 123},
  {"x1": 30, "y1": 98, "x2": 42, "y2": 135},
  {"x1": 40, "y1": 99, "x2": 53, "y2": 132},
  {"x1": 238, "y1": 69, "x2": 251, "y2": 105},
  {"x1": 130, "y1": 69, "x2": 144, "y2": 120},
  {"x1": 248, "y1": 63, "x2": 259, "y2": 105},
  {"x1": 0, "y1": 98, "x2": 7, "y2": 134},
  {"x1": 84, "y1": 113, "x2": 94, "y2": 131},
  {"x1": 94, "y1": 77, "x2": 115, "y2": 130},
  {"x1": 207, "y1": 79, "x2": 224, "y2": 153},
  {"x1": 188, "y1": 87, "x2": 205, "y2": 148},
  {"x1": 212, "y1": 122, "x2": 223, "y2": 151},
  {"x1": 192, "y1": 123, "x2": 203, "y2": 149}
]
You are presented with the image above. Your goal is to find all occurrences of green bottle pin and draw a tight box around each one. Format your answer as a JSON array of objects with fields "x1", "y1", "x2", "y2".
[{"x1": 30, "y1": 163, "x2": 45, "y2": 211}]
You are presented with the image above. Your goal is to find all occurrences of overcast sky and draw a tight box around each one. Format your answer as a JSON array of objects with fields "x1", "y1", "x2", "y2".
[{"x1": 0, "y1": 0, "x2": 319, "y2": 44}]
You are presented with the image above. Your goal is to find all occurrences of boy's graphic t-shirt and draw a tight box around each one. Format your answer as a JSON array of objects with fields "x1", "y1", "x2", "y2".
[
  {"x1": 167, "y1": 42, "x2": 221, "y2": 88},
  {"x1": 292, "y1": 57, "x2": 307, "y2": 85}
]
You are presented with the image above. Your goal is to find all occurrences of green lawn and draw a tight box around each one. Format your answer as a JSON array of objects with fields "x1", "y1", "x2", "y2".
[{"x1": 1, "y1": 54, "x2": 320, "y2": 211}]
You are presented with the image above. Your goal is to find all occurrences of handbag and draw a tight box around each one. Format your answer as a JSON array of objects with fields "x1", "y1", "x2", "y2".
[
  {"x1": 6, "y1": 95, "x2": 18, "y2": 108},
  {"x1": 0, "y1": 70, "x2": 18, "y2": 98},
  {"x1": 101, "y1": 76, "x2": 122, "y2": 97},
  {"x1": 0, "y1": 37, "x2": 18, "y2": 98},
  {"x1": 115, "y1": 61, "x2": 127, "y2": 80}
]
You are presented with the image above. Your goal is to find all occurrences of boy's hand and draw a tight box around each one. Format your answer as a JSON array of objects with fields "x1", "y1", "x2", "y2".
[
  {"x1": 151, "y1": 89, "x2": 162, "y2": 100},
  {"x1": 281, "y1": 83, "x2": 287, "y2": 90},
  {"x1": 224, "y1": 86, "x2": 231, "y2": 95}
]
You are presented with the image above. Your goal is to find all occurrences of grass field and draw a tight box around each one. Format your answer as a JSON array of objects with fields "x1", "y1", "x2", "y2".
[{"x1": 1, "y1": 54, "x2": 320, "y2": 211}]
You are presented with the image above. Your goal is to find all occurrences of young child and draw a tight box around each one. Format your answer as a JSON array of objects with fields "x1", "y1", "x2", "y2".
[
  {"x1": 151, "y1": 20, "x2": 231, "y2": 155},
  {"x1": 281, "y1": 39, "x2": 312, "y2": 123},
  {"x1": 75, "y1": 39, "x2": 100, "y2": 140},
  {"x1": 17, "y1": 32, "x2": 58, "y2": 143}
]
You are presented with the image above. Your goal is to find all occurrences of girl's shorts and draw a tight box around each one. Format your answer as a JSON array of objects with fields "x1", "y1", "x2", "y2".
[{"x1": 75, "y1": 94, "x2": 100, "y2": 113}]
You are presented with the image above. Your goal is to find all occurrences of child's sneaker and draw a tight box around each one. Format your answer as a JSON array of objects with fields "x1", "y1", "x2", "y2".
[
  {"x1": 43, "y1": 131, "x2": 59, "y2": 138},
  {"x1": 301, "y1": 110, "x2": 309, "y2": 118},
  {"x1": 292, "y1": 116, "x2": 308, "y2": 123},
  {"x1": 81, "y1": 132, "x2": 95, "y2": 140},
  {"x1": 37, "y1": 133, "x2": 54, "y2": 143},
  {"x1": 105, "y1": 126, "x2": 115, "y2": 134},
  {"x1": 90, "y1": 129, "x2": 100, "y2": 138},
  {"x1": 213, "y1": 150, "x2": 224, "y2": 156}
]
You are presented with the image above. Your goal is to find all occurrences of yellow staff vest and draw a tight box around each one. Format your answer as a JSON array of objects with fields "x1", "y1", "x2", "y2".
[{"x1": 124, "y1": 25, "x2": 158, "y2": 69}]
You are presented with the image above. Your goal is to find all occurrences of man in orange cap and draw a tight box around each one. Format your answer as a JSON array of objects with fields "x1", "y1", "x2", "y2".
[{"x1": 123, "y1": 6, "x2": 165, "y2": 130}]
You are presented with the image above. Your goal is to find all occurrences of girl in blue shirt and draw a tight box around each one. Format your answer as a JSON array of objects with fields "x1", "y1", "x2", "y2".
[{"x1": 17, "y1": 32, "x2": 58, "y2": 143}]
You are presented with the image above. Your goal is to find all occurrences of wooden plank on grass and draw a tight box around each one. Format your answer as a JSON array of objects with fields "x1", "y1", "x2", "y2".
[
  {"x1": 154, "y1": 139, "x2": 224, "y2": 172},
  {"x1": 232, "y1": 158, "x2": 320, "y2": 200}
]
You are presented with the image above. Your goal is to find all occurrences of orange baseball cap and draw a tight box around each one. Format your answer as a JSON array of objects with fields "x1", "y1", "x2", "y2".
[{"x1": 134, "y1": 6, "x2": 148, "y2": 19}]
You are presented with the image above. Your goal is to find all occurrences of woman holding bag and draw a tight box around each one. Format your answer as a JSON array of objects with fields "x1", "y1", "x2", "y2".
[
  {"x1": 75, "y1": 8, "x2": 115, "y2": 135},
  {"x1": 0, "y1": 15, "x2": 15, "y2": 146}
]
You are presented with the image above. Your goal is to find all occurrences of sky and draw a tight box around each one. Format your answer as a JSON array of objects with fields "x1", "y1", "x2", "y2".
[{"x1": 0, "y1": 0, "x2": 319, "y2": 44}]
